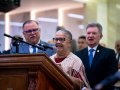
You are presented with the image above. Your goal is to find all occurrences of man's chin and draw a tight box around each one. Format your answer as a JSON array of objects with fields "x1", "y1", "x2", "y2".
[
  {"x1": 57, "y1": 49, "x2": 63, "y2": 52},
  {"x1": 30, "y1": 41, "x2": 37, "y2": 45}
]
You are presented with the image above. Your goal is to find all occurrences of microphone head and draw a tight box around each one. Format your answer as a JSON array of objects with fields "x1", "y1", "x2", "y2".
[
  {"x1": 12, "y1": 35, "x2": 23, "y2": 46},
  {"x1": 39, "y1": 43, "x2": 54, "y2": 50}
]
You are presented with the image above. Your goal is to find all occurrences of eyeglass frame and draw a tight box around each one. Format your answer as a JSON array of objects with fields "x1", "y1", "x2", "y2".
[
  {"x1": 23, "y1": 28, "x2": 40, "y2": 34},
  {"x1": 53, "y1": 38, "x2": 66, "y2": 42}
]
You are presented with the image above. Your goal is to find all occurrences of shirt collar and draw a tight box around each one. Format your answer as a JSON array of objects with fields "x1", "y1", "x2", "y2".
[{"x1": 88, "y1": 45, "x2": 98, "y2": 51}]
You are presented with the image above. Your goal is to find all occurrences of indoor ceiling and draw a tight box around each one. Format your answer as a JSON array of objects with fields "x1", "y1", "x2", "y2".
[{"x1": 0, "y1": 0, "x2": 85, "y2": 14}]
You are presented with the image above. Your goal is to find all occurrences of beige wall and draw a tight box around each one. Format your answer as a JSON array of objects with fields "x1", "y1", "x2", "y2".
[
  {"x1": 84, "y1": 0, "x2": 120, "y2": 49},
  {"x1": 107, "y1": 0, "x2": 120, "y2": 49}
]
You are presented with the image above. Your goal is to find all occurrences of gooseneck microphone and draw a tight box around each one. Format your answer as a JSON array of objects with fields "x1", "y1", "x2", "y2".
[
  {"x1": 4, "y1": 33, "x2": 45, "y2": 51},
  {"x1": 4, "y1": 33, "x2": 23, "y2": 42},
  {"x1": 38, "y1": 44, "x2": 54, "y2": 50},
  {"x1": 12, "y1": 35, "x2": 23, "y2": 46}
]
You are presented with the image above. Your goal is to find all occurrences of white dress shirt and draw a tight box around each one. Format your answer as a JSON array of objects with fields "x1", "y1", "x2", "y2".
[
  {"x1": 88, "y1": 45, "x2": 98, "y2": 57},
  {"x1": 29, "y1": 45, "x2": 38, "y2": 53}
]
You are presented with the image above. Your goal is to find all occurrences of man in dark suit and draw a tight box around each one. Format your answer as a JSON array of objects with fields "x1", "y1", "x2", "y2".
[
  {"x1": 75, "y1": 22, "x2": 118, "y2": 90},
  {"x1": 10, "y1": 20, "x2": 55, "y2": 56}
]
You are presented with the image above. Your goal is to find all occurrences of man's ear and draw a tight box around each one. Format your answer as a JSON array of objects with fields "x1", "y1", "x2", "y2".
[{"x1": 23, "y1": 32, "x2": 25, "y2": 35}]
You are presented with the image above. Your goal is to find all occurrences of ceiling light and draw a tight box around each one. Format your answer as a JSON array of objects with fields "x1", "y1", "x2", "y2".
[
  {"x1": 38, "y1": 17, "x2": 58, "y2": 23},
  {"x1": 0, "y1": 21, "x2": 22, "y2": 26},
  {"x1": 78, "y1": 25, "x2": 85, "y2": 29},
  {"x1": 73, "y1": 0, "x2": 87, "y2": 3},
  {"x1": 68, "y1": 13, "x2": 84, "y2": 19}
]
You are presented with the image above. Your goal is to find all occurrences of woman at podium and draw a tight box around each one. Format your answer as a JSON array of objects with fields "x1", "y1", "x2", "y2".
[{"x1": 50, "y1": 29, "x2": 90, "y2": 90}]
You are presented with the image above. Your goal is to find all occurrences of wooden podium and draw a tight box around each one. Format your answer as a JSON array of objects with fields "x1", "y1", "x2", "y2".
[{"x1": 0, "y1": 54, "x2": 74, "y2": 90}]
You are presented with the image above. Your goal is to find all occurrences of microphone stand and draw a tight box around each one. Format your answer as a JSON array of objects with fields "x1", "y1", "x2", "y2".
[
  {"x1": 13, "y1": 40, "x2": 20, "y2": 53},
  {"x1": 11, "y1": 36, "x2": 23, "y2": 53},
  {"x1": 4, "y1": 33, "x2": 45, "y2": 53}
]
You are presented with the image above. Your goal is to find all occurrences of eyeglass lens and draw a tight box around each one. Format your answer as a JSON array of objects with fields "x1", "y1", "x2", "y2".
[
  {"x1": 53, "y1": 38, "x2": 65, "y2": 42},
  {"x1": 24, "y1": 28, "x2": 39, "y2": 33}
]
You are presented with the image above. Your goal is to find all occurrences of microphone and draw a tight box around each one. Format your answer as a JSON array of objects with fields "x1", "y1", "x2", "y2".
[
  {"x1": 4, "y1": 33, "x2": 23, "y2": 42},
  {"x1": 12, "y1": 35, "x2": 23, "y2": 46},
  {"x1": 4, "y1": 34, "x2": 24, "y2": 53},
  {"x1": 38, "y1": 44, "x2": 54, "y2": 50},
  {"x1": 4, "y1": 33, "x2": 45, "y2": 51}
]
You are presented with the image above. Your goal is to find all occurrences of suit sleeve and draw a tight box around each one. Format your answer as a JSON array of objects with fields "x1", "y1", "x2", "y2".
[{"x1": 106, "y1": 49, "x2": 118, "y2": 76}]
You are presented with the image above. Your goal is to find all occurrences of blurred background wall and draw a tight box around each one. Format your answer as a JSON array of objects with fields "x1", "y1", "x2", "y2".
[{"x1": 0, "y1": 0, "x2": 120, "y2": 51}]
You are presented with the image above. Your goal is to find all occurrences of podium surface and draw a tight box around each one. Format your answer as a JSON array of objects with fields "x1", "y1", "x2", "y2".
[{"x1": 0, "y1": 54, "x2": 74, "y2": 90}]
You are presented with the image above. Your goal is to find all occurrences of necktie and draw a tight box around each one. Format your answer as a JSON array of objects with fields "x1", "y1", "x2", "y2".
[
  {"x1": 89, "y1": 49, "x2": 94, "y2": 66},
  {"x1": 32, "y1": 46, "x2": 36, "y2": 53}
]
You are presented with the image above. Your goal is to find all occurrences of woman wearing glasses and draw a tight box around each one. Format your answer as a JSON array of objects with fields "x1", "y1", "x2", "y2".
[{"x1": 50, "y1": 29, "x2": 90, "y2": 90}]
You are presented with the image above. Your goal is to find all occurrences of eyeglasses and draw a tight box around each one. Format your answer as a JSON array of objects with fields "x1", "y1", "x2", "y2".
[
  {"x1": 24, "y1": 28, "x2": 39, "y2": 34},
  {"x1": 53, "y1": 38, "x2": 65, "y2": 42}
]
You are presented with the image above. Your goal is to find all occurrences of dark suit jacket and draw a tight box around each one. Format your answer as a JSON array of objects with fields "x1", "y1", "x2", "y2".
[
  {"x1": 75, "y1": 45, "x2": 118, "y2": 90},
  {"x1": 10, "y1": 40, "x2": 55, "y2": 57},
  {"x1": 94, "y1": 71, "x2": 120, "y2": 90}
]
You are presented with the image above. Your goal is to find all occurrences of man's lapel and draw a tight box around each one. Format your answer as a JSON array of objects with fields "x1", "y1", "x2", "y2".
[
  {"x1": 83, "y1": 48, "x2": 91, "y2": 70},
  {"x1": 20, "y1": 43, "x2": 30, "y2": 53},
  {"x1": 91, "y1": 45, "x2": 102, "y2": 69}
]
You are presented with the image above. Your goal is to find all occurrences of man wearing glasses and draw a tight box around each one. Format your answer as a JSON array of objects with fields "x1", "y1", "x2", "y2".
[{"x1": 10, "y1": 20, "x2": 55, "y2": 56}]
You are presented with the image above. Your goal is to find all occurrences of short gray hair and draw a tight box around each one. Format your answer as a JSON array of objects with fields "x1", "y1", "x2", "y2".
[
  {"x1": 57, "y1": 29, "x2": 72, "y2": 40},
  {"x1": 86, "y1": 22, "x2": 103, "y2": 34},
  {"x1": 22, "y1": 20, "x2": 39, "y2": 29}
]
